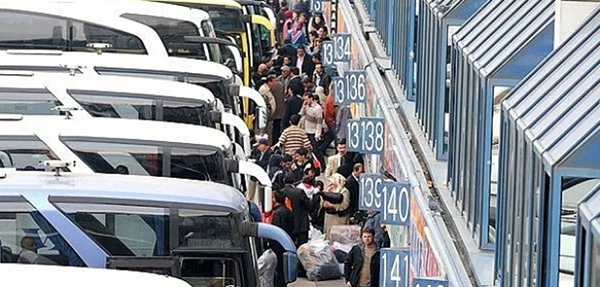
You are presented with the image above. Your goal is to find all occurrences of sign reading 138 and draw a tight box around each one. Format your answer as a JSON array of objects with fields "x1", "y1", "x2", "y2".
[
  {"x1": 346, "y1": 118, "x2": 385, "y2": 154},
  {"x1": 413, "y1": 278, "x2": 449, "y2": 287},
  {"x1": 381, "y1": 181, "x2": 411, "y2": 226},
  {"x1": 380, "y1": 248, "x2": 410, "y2": 287}
]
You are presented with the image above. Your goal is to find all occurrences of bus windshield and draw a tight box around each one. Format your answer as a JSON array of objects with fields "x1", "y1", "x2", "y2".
[
  {"x1": 67, "y1": 91, "x2": 214, "y2": 126},
  {"x1": 62, "y1": 140, "x2": 231, "y2": 184},
  {"x1": 164, "y1": 2, "x2": 245, "y2": 33}
]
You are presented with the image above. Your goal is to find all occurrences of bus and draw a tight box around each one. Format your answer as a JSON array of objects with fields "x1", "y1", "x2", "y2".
[
  {"x1": 0, "y1": 71, "x2": 252, "y2": 157},
  {"x1": 0, "y1": 170, "x2": 298, "y2": 286},
  {"x1": 0, "y1": 115, "x2": 274, "y2": 211},
  {"x1": 0, "y1": 264, "x2": 194, "y2": 287},
  {"x1": 0, "y1": 50, "x2": 268, "y2": 130},
  {"x1": 152, "y1": 0, "x2": 277, "y2": 87}
]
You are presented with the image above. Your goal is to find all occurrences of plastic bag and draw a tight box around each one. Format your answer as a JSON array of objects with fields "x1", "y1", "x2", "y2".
[
  {"x1": 257, "y1": 249, "x2": 277, "y2": 287},
  {"x1": 306, "y1": 262, "x2": 343, "y2": 281},
  {"x1": 297, "y1": 239, "x2": 339, "y2": 272},
  {"x1": 329, "y1": 225, "x2": 362, "y2": 245},
  {"x1": 309, "y1": 225, "x2": 324, "y2": 242}
]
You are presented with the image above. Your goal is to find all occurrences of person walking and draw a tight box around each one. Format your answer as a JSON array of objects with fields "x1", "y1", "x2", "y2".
[
  {"x1": 299, "y1": 93, "x2": 325, "y2": 170},
  {"x1": 258, "y1": 75, "x2": 278, "y2": 138},
  {"x1": 271, "y1": 76, "x2": 286, "y2": 143},
  {"x1": 270, "y1": 190, "x2": 294, "y2": 287},
  {"x1": 281, "y1": 173, "x2": 312, "y2": 247},
  {"x1": 322, "y1": 173, "x2": 351, "y2": 240},
  {"x1": 345, "y1": 163, "x2": 364, "y2": 223},
  {"x1": 276, "y1": 115, "x2": 312, "y2": 155},
  {"x1": 344, "y1": 226, "x2": 380, "y2": 287},
  {"x1": 324, "y1": 139, "x2": 347, "y2": 180}
]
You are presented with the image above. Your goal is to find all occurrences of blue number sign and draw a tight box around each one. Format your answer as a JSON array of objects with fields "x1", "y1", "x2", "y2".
[
  {"x1": 322, "y1": 41, "x2": 334, "y2": 67},
  {"x1": 359, "y1": 173, "x2": 384, "y2": 211},
  {"x1": 382, "y1": 181, "x2": 411, "y2": 225},
  {"x1": 345, "y1": 70, "x2": 366, "y2": 103},
  {"x1": 413, "y1": 278, "x2": 449, "y2": 287},
  {"x1": 311, "y1": 0, "x2": 323, "y2": 13},
  {"x1": 346, "y1": 118, "x2": 385, "y2": 154},
  {"x1": 333, "y1": 76, "x2": 347, "y2": 105},
  {"x1": 380, "y1": 248, "x2": 410, "y2": 287},
  {"x1": 333, "y1": 34, "x2": 351, "y2": 62}
]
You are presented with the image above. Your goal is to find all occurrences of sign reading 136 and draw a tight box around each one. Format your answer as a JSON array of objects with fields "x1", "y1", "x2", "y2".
[
  {"x1": 413, "y1": 278, "x2": 449, "y2": 287},
  {"x1": 382, "y1": 181, "x2": 411, "y2": 226},
  {"x1": 346, "y1": 118, "x2": 384, "y2": 154},
  {"x1": 380, "y1": 248, "x2": 409, "y2": 287},
  {"x1": 345, "y1": 70, "x2": 366, "y2": 103},
  {"x1": 359, "y1": 173, "x2": 384, "y2": 211}
]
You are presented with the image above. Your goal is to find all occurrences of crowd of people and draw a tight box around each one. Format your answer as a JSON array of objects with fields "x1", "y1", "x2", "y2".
[{"x1": 246, "y1": 1, "x2": 390, "y2": 286}]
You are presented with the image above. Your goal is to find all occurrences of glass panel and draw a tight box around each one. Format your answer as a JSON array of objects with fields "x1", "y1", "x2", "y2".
[
  {"x1": 0, "y1": 137, "x2": 61, "y2": 170},
  {"x1": 62, "y1": 140, "x2": 228, "y2": 183},
  {"x1": 0, "y1": 11, "x2": 68, "y2": 50},
  {"x1": 201, "y1": 20, "x2": 223, "y2": 64},
  {"x1": 53, "y1": 202, "x2": 241, "y2": 256},
  {"x1": 69, "y1": 92, "x2": 154, "y2": 119},
  {"x1": 70, "y1": 21, "x2": 146, "y2": 54},
  {"x1": 590, "y1": 238, "x2": 600, "y2": 286},
  {"x1": 0, "y1": 89, "x2": 62, "y2": 115},
  {"x1": 181, "y1": 257, "x2": 240, "y2": 287},
  {"x1": 0, "y1": 199, "x2": 84, "y2": 266}
]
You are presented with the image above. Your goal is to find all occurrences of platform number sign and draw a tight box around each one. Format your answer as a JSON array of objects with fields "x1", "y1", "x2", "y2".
[
  {"x1": 381, "y1": 248, "x2": 410, "y2": 287},
  {"x1": 333, "y1": 34, "x2": 351, "y2": 62},
  {"x1": 359, "y1": 173, "x2": 384, "y2": 211},
  {"x1": 345, "y1": 70, "x2": 366, "y2": 103},
  {"x1": 346, "y1": 118, "x2": 385, "y2": 154},
  {"x1": 322, "y1": 41, "x2": 334, "y2": 67},
  {"x1": 382, "y1": 181, "x2": 411, "y2": 225},
  {"x1": 333, "y1": 76, "x2": 347, "y2": 105},
  {"x1": 413, "y1": 278, "x2": 449, "y2": 287},
  {"x1": 311, "y1": 0, "x2": 323, "y2": 13}
]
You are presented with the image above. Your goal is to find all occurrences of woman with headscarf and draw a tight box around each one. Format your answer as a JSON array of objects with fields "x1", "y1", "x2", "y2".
[
  {"x1": 289, "y1": 21, "x2": 308, "y2": 48},
  {"x1": 322, "y1": 173, "x2": 351, "y2": 240},
  {"x1": 310, "y1": 14, "x2": 326, "y2": 32}
]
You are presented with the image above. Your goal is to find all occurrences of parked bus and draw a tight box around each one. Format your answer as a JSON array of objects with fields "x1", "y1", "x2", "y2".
[
  {"x1": 0, "y1": 50, "x2": 267, "y2": 130},
  {"x1": 0, "y1": 115, "x2": 274, "y2": 211},
  {"x1": 0, "y1": 170, "x2": 297, "y2": 286},
  {"x1": 0, "y1": 264, "x2": 194, "y2": 287},
  {"x1": 0, "y1": 71, "x2": 252, "y2": 157}
]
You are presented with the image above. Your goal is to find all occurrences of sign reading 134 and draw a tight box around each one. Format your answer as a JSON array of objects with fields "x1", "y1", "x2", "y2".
[
  {"x1": 380, "y1": 248, "x2": 410, "y2": 287},
  {"x1": 359, "y1": 173, "x2": 384, "y2": 211},
  {"x1": 382, "y1": 181, "x2": 411, "y2": 226},
  {"x1": 413, "y1": 278, "x2": 449, "y2": 287},
  {"x1": 333, "y1": 34, "x2": 351, "y2": 62},
  {"x1": 311, "y1": 0, "x2": 323, "y2": 13},
  {"x1": 322, "y1": 41, "x2": 334, "y2": 67},
  {"x1": 346, "y1": 118, "x2": 385, "y2": 154}
]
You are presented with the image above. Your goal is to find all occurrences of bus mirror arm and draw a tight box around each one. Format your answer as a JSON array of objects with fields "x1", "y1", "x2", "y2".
[
  {"x1": 225, "y1": 159, "x2": 240, "y2": 173},
  {"x1": 242, "y1": 222, "x2": 298, "y2": 283},
  {"x1": 209, "y1": 111, "x2": 223, "y2": 124}
]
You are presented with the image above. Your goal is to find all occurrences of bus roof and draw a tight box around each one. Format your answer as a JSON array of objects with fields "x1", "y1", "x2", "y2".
[
  {"x1": 0, "y1": 170, "x2": 247, "y2": 214},
  {"x1": 0, "y1": 1, "x2": 168, "y2": 56},
  {"x1": 0, "y1": 115, "x2": 232, "y2": 150},
  {"x1": 0, "y1": 264, "x2": 193, "y2": 287},
  {"x1": 0, "y1": 51, "x2": 233, "y2": 80},
  {"x1": 155, "y1": 0, "x2": 243, "y2": 10},
  {"x1": 0, "y1": 72, "x2": 216, "y2": 105}
]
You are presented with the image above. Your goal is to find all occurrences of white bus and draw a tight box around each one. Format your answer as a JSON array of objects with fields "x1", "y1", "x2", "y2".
[
  {"x1": 0, "y1": 115, "x2": 273, "y2": 211},
  {"x1": 0, "y1": 71, "x2": 252, "y2": 156},
  {"x1": 0, "y1": 50, "x2": 268, "y2": 130}
]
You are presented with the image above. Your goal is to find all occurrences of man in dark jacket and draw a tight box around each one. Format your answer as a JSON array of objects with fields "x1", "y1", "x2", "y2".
[
  {"x1": 281, "y1": 173, "x2": 311, "y2": 246},
  {"x1": 312, "y1": 62, "x2": 332, "y2": 94},
  {"x1": 344, "y1": 226, "x2": 379, "y2": 287},
  {"x1": 251, "y1": 138, "x2": 274, "y2": 171},
  {"x1": 270, "y1": 190, "x2": 294, "y2": 287},
  {"x1": 345, "y1": 163, "x2": 364, "y2": 218},
  {"x1": 281, "y1": 82, "x2": 304, "y2": 130},
  {"x1": 271, "y1": 78, "x2": 286, "y2": 143}
]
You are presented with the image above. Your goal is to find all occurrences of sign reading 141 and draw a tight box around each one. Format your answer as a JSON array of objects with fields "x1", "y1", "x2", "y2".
[
  {"x1": 346, "y1": 118, "x2": 384, "y2": 154},
  {"x1": 380, "y1": 248, "x2": 410, "y2": 287}
]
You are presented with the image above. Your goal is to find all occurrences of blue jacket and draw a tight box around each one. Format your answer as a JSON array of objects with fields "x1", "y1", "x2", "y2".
[{"x1": 248, "y1": 201, "x2": 262, "y2": 223}]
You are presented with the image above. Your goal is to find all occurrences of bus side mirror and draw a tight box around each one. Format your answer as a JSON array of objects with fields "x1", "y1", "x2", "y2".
[
  {"x1": 283, "y1": 252, "x2": 298, "y2": 283},
  {"x1": 256, "y1": 106, "x2": 267, "y2": 129},
  {"x1": 259, "y1": 185, "x2": 272, "y2": 213}
]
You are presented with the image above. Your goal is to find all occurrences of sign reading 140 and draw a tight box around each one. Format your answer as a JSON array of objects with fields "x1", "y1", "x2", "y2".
[
  {"x1": 382, "y1": 181, "x2": 411, "y2": 226},
  {"x1": 381, "y1": 248, "x2": 410, "y2": 287},
  {"x1": 346, "y1": 118, "x2": 384, "y2": 154}
]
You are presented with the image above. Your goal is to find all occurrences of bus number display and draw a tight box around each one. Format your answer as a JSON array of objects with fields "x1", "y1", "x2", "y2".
[
  {"x1": 333, "y1": 76, "x2": 347, "y2": 105},
  {"x1": 345, "y1": 70, "x2": 366, "y2": 103},
  {"x1": 322, "y1": 41, "x2": 334, "y2": 67}
]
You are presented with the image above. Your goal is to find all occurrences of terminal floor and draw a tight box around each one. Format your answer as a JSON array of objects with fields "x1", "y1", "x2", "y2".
[{"x1": 289, "y1": 277, "x2": 347, "y2": 287}]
